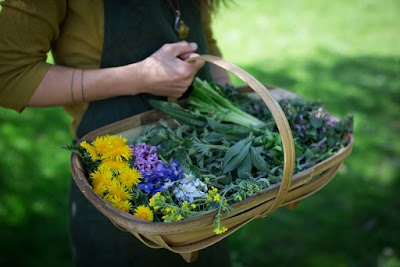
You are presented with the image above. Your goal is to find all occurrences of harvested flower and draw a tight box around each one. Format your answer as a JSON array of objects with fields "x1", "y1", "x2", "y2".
[{"x1": 134, "y1": 205, "x2": 154, "y2": 221}]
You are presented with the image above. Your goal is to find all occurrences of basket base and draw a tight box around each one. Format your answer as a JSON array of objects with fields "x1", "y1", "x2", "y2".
[
  {"x1": 285, "y1": 200, "x2": 301, "y2": 209},
  {"x1": 180, "y1": 251, "x2": 199, "y2": 263}
]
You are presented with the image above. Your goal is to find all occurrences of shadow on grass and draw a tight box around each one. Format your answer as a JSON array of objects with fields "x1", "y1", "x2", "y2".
[{"x1": 229, "y1": 53, "x2": 400, "y2": 267}]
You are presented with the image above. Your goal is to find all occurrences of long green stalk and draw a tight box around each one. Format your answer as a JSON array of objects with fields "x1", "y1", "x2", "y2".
[{"x1": 189, "y1": 78, "x2": 266, "y2": 129}]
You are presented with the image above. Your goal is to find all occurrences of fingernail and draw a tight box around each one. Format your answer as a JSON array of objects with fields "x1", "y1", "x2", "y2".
[{"x1": 190, "y1": 42, "x2": 197, "y2": 50}]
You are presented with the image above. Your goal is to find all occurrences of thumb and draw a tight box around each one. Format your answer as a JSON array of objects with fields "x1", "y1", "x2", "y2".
[{"x1": 178, "y1": 52, "x2": 198, "y2": 60}]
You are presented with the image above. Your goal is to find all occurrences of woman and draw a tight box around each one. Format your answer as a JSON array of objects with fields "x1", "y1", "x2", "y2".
[{"x1": 0, "y1": 0, "x2": 232, "y2": 266}]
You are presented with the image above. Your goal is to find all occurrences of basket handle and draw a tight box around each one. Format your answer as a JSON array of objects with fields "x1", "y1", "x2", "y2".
[{"x1": 188, "y1": 55, "x2": 295, "y2": 214}]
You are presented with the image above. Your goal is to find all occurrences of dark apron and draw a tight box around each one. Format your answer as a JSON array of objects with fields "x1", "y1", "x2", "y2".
[
  {"x1": 76, "y1": 0, "x2": 211, "y2": 138},
  {"x1": 69, "y1": 1, "x2": 231, "y2": 266}
]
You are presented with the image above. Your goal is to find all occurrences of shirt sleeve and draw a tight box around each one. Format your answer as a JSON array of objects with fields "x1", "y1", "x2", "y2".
[{"x1": 0, "y1": 0, "x2": 67, "y2": 112}]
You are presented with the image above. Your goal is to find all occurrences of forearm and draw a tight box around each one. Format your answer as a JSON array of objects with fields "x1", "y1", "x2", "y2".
[
  {"x1": 28, "y1": 42, "x2": 204, "y2": 107},
  {"x1": 28, "y1": 64, "x2": 143, "y2": 107}
]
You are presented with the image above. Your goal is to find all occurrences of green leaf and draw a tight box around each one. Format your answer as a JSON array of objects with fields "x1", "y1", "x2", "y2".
[
  {"x1": 223, "y1": 139, "x2": 252, "y2": 173},
  {"x1": 310, "y1": 116, "x2": 323, "y2": 128},
  {"x1": 237, "y1": 152, "x2": 252, "y2": 179},
  {"x1": 218, "y1": 175, "x2": 232, "y2": 185},
  {"x1": 250, "y1": 146, "x2": 269, "y2": 172},
  {"x1": 223, "y1": 138, "x2": 248, "y2": 165}
]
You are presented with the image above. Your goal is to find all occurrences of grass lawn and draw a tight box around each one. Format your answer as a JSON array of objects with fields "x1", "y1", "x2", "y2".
[{"x1": 1, "y1": 1, "x2": 399, "y2": 266}]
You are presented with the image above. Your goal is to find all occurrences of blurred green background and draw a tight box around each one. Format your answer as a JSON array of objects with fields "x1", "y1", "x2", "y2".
[{"x1": 0, "y1": 1, "x2": 399, "y2": 266}]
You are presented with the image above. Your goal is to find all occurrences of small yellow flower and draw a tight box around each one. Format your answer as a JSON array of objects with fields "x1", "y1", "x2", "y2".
[
  {"x1": 173, "y1": 214, "x2": 183, "y2": 221},
  {"x1": 149, "y1": 192, "x2": 164, "y2": 211},
  {"x1": 162, "y1": 213, "x2": 183, "y2": 222},
  {"x1": 134, "y1": 205, "x2": 154, "y2": 221},
  {"x1": 207, "y1": 187, "x2": 219, "y2": 201},
  {"x1": 213, "y1": 194, "x2": 221, "y2": 202},
  {"x1": 181, "y1": 201, "x2": 190, "y2": 211},
  {"x1": 214, "y1": 225, "x2": 228, "y2": 235}
]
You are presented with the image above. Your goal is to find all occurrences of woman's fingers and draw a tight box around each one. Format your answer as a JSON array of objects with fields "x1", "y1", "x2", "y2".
[
  {"x1": 167, "y1": 41, "x2": 198, "y2": 57},
  {"x1": 135, "y1": 42, "x2": 206, "y2": 97}
]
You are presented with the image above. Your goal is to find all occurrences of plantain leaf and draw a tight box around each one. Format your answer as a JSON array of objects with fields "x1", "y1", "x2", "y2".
[
  {"x1": 223, "y1": 140, "x2": 252, "y2": 173},
  {"x1": 250, "y1": 146, "x2": 269, "y2": 172},
  {"x1": 237, "y1": 152, "x2": 252, "y2": 178}
]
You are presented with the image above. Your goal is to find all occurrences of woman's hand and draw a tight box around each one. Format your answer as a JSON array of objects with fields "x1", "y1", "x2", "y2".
[{"x1": 132, "y1": 41, "x2": 205, "y2": 98}]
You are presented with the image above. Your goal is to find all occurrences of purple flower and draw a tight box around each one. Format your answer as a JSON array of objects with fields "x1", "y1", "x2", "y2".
[
  {"x1": 130, "y1": 143, "x2": 162, "y2": 174},
  {"x1": 131, "y1": 143, "x2": 183, "y2": 195},
  {"x1": 327, "y1": 117, "x2": 339, "y2": 127}
]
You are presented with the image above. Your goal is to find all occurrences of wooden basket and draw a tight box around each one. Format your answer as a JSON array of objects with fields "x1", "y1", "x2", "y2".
[{"x1": 70, "y1": 55, "x2": 353, "y2": 263}]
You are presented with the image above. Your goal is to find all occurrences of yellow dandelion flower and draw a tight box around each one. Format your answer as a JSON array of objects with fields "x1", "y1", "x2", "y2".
[
  {"x1": 134, "y1": 205, "x2": 154, "y2": 221},
  {"x1": 80, "y1": 141, "x2": 99, "y2": 161},
  {"x1": 214, "y1": 226, "x2": 228, "y2": 235},
  {"x1": 103, "y1": 193, "x2": 114, "y2": 203},
  {"x1": 106, "y1": 179, "x2": 133, "y2": 201},
  {"x1": 102, "y1": 135, "x2": 132, "y2": 162},
  {"x1": 90, "y1": 166, "x2": 113, "y2": 196},
  {"x1": 92, "y1": 136, "x2": 113, "y2": 158},
  {"x1": 93, "y1": 183, "x2": 107, "y2": 196},
  {"x1": 117, "y1": 167, "x2": 142, "y2": 188},
  {"x1": 108, "y1": 135, "x2": 128, "y2": 147},
  {"x1": 111, "y1": 196, "x2": 133, "y2": 213},
  {"x1": 101, "y1": 160, "x2": 130, "y2": 173}
]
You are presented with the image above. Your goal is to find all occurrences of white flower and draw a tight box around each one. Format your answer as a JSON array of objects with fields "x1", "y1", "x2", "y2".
[
  {"x1": 171, "y1": 173, "x2": 208, "y2": 203},
  {"x1": 182, "y1": 172, "x2": 196, "y2": 182},
  {"x1": 163, "y1": 180, "x2": 175, "y2": 189}
]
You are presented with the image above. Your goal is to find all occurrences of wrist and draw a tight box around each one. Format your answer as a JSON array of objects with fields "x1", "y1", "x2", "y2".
[{"x1": 113, "y1": 61, "x2": 150, "y2": 96}]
